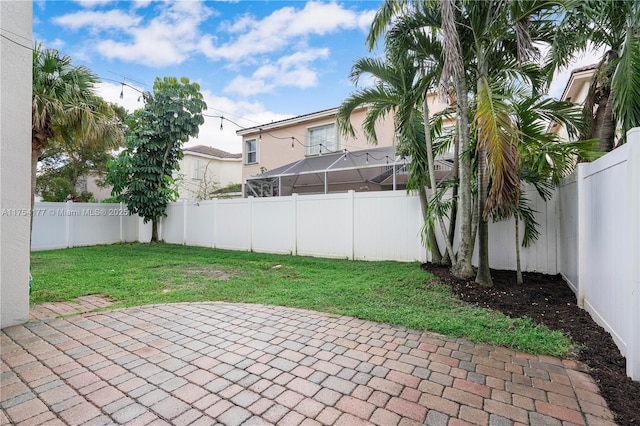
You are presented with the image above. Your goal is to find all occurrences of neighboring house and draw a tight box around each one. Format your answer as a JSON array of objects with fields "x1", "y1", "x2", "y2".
[
  {"x1": 176, "y1": 145, "x2": 242, "y2": 200},
  {"x1": 81, "y1": 173, "x2": 112, "y2": 201},
  {"x1": 237, "y1": 99, "x2": 452, "y2": 197},
  {"x1": 548, "y1": 64, "x2": 597, "y2": 140}
]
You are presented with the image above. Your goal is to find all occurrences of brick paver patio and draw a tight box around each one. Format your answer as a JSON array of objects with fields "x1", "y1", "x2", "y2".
[{"x1": 1, "y1": 302, "x2": 617, "y2": 425}]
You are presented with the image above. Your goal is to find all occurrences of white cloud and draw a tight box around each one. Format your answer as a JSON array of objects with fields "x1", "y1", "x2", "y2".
[
  {"x1": 225, "y1": 76, "x2": 274, "y2": 97},
  {"x1": 73, "y1": 0, "x2": 114, "y2": 8},
  {"x1": 225, "y1": 48, "x2": 330, "y2": 96},
  {"x1": 54, "y1": 1, "x2": 215, "y2": 67},
  {"x1": 132, "y1": 0, "x2": 153, "y2": 9},
  {"x1": 205, "y1": 2, "x2": 375, "y2": 62},
  {"x1": 53, "y1": 10, "x2": 142, "y2": 31}
]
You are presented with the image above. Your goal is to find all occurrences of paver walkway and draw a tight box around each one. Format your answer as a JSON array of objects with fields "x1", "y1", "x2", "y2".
[
  {"x1": 29, "y1": 295, "x2": 115, "y2": 322},
  {"x1": 1, "y1": 303, "x2": 616, "y2": 425}
]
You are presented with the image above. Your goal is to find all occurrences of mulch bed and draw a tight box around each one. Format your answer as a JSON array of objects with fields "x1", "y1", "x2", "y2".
[{"x1": 423, "y1": 263, "x2": 640, "y2": 426}]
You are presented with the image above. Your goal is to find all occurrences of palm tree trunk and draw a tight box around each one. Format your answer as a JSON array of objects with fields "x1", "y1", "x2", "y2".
[
  {"x1": 419, "y1": 188, "x2": 443, "y2": 264},
  {"x1": 440, "y1": 0, "x2": 474, "y2": 278},
  {"x1": 475, "y1": 145, "x2": 493, "y2": 287},
  {"x1": 423, "y1": 95, "x2": 456, "y2": 263},
  {"x1": 451, "y1": 79, "x2": 475, "y2": 278},
  {"x1": 442, "y1": 133, "x2": 460, "y2": 266},
  {"x1": 594, "y1": 90, "x2": 616, "y2": 152},
  {"x1": 515, "y1": 215, "x2": 523, "y2": 285}
]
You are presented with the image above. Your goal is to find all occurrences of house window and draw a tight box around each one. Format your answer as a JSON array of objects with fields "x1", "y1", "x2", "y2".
[
  {"x1": 246, "y1": 139, "x2": 257, "y2": 164},
  {"x1": 192, "y1": 159, "x2": 205, "y2": 180},
  {"x1": 307, "y1": 123, "x2": 338, "y2": 155}
]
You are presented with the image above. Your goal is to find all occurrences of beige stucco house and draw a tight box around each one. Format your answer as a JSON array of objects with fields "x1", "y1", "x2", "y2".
[
  {"x1": 237, "y1": 97, "x2": 451, "y2": 197},
  {"x1": 176, "y1": 145, "x2": 242, "y2": 200},
  {"x1": 548, "y1": 65, "x2": 597, "y2": 140}
]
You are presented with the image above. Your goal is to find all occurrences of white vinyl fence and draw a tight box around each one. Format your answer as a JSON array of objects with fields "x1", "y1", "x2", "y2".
[
  {"x1": 556, "y1": 129, "x2": 640, "y2": 381},
  {"x1": 31, "y1": 131, "x2": 640, "y2": 381}
]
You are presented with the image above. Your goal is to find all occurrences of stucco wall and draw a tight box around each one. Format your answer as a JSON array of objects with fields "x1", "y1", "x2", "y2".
[
  {"x1": 177, "y1": 154, "x2": 242, "y2": 200},
  {"x1": 241, "y1": 96, "x2": 451, "y2": 185},
  {"x1": 1, "y1": 1, "x2": 32, "y2": 328},
  {"x1": 241, "y1": 108, "x2": 396, "y2": 183}
]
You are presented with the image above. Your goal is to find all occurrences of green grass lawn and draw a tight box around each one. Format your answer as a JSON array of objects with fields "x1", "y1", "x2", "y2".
[{"x1": 30, "y1": 243, "x2": 573, "y2": 357}]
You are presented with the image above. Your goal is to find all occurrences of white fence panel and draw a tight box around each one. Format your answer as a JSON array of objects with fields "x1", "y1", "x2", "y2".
[
  {"x1": 296, "y1": 194, "x2": 351, "y2": 259},
  {"x1": 162, "y1": 203, "x2": 185, "y2": 244},
  {"x1": 353, "y1": 192, "x2": 425, "y2": 262},
  {"x1": 31, "y1": 202, "x2": 68, "y2": 250},
  {"x1": 252, "y1": 196, "x2": 295, "y2": 255},
  {"x1": 482, "y1": 186, "x2": 557, "y2": 274},
  {"x1": 185, "y1": 201, "x2": 215, "y2": 247},
  {"x1": 557, "y1": 174, "x2": 579, "y2": 293},
  {"x1": 122, "y1": 214, "x2": 139, "y2": 243},
  {"x1": 68, "y1": 203, "x2": 122, "y2": 247},
  {"x1": 214, "y1": 198, "x2": 251, "y2": 251},
  {"x1": 579, "y1": 147, "x2": 633, "y2": 357}
]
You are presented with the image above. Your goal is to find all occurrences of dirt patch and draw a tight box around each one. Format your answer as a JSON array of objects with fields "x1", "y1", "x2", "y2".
[
  {"x1": 423, "y1": 263, "x2": 640, "y2": 425},
  {"x1": 182, "y1": 267, "x2": 237, "y2": 281}
]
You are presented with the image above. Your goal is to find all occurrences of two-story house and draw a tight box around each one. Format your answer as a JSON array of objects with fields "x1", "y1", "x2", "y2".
[
  {"x1": 548, "y1": 64, "x2": 597, "y2": 140},
  {"x1": 176, "y1": 145, "x2": 242, "y2": 200},
  {"x1": 237, "y1": 98, "x2": 452, "y2": 197}
]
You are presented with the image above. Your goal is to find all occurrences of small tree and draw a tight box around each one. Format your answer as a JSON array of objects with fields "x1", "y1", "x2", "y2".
[{"x1": 107, "y1": 77, "x2": 206, "y2": 242}]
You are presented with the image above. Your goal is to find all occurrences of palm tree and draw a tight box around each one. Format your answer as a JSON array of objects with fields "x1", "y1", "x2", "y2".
[
  {"x1": 550, "y1": 0, "x2": 640, "y2": 150},
  {"x1": 504, "y1": 91, "x2": 598, "y2": 283},
  {"x1": 32, "y1": 44, "x2": 123, "y2": 232},
  {"x1": 336, "y1": 50, "x2": 450, "y2": 264},
  {"x1": 366, "y1": 0, "x2": 475, "y2": 276},
  {"x1": 365, "y1": 0, "x2": 567, "y2": 287}
]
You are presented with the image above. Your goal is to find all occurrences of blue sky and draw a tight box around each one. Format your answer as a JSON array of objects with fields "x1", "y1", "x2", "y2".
[
  {"x1": 32, "y1": 1, "x2": 600, "y2": 154},
  {"x1": 33, "y1": 0, "x2": 384, "y2": 153}
]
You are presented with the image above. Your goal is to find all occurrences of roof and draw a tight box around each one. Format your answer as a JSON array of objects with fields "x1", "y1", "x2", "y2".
[
  {"x1": 245, "y1": 146, "x2": 454, "y2": 196},
  {"x1": 559, "y1": 64, "x2": 597, "y2": 102},
  {"x1": 184, "y1": 145, "x2": 242, "y2": 159},
  {"x1": 236, "y1": 106, "x2": 367, "y2": 136}
]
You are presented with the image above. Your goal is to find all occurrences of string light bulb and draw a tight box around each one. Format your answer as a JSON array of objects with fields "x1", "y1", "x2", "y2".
[
  {"x1": 258, "y1": 129, "x2": 262, "y2": 143},
  {"x1": 291, "y1": 137, "x2": 295, "y2": 150},
  {"x1": 366, "y1": 153, "x2": 369, "y2": 164},
  {"x1": 119, "y1": 83, "x2": 124, "y2": 99},
  {"x1": 219, "y1": 117, "x2": 224, "y2": 131},
  {"x1": 343, "y1": 149, "x2": 347, "y2": 161}
]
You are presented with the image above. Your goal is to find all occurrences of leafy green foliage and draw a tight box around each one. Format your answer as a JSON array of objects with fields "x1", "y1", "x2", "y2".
[
  {"x1": 31, "y1": 44, "x2": 124, "y2": 219},
  {"x1": 107, "y1": 77, "x2": 206, "y2": 241}
]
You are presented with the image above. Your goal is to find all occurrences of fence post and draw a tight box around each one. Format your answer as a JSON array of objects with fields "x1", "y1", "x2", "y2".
[
  {"x1": 211, "y1": 199, "x2": 217, "y2": 249},
  {"x1": 248, "y1": 196, "x2": 253, "y2": 252},
  {"x1": 291, "y1": 194, "x2": 298, "y2": 256},
  {"x1": 347, "y1": 190, "x2": 355, "y2": 260},
  {"x1": 626, "y1": 128, "x2": 640, "y2": 381},
  {"x1": 182, "y1": 200, "x2": 187, "y2": 245},
  {"x1": 119, "y1": 202, "x2": 124, "y2": 243},
  {"x1": 65, "y1": 200, "x2": 72, "y2": 248},
  {"x1": 576, "y1": 163, "x2": 587, "y2": 308}
]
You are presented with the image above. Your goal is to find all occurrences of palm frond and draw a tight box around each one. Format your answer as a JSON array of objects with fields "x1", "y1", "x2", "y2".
[
  {"x1": 612, "y1": 30, "x2": 640, "y2": 139},
  {"x1": 476, "y1": 77, "x2": 520, "y2": 218}
]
